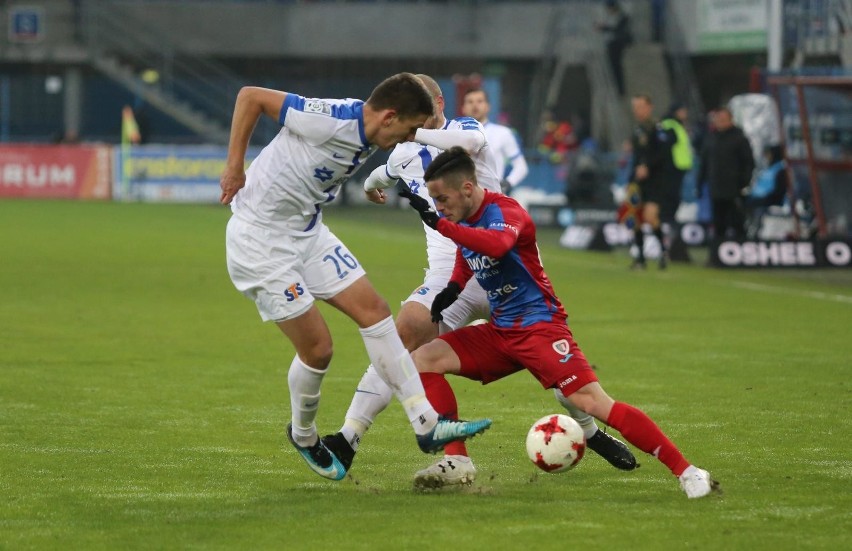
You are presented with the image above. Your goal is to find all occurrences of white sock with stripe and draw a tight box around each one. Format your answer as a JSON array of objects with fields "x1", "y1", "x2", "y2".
[
  {"x1": 287, "y1": 355, "x2": 325, "y2": 447},
  {"x1": 359, "y1": 316, "x2": 438, "y2": 435}
]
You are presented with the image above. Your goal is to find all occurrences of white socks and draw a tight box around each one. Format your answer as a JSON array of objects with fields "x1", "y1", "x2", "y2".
[
  {"x1": 342, "y1": 364, "x2": 393, "y2": 451},
  {"x1": 287, "y1": 355, "x2": 325, "y2": 447},
  {"x1": 553, "y1": 388, "x2": 600, "y2": 439},
  {"x1": 359, "y1": 316, "x2": 438, "y2": 435}
]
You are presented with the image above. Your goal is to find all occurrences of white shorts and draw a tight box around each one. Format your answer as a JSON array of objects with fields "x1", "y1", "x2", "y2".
[
  {"x1": 226, "y1": 216, "x2": 366, "y2": 322},
  {"x1": 403, "y1": 267, "x2": 490, "y2": 331}
]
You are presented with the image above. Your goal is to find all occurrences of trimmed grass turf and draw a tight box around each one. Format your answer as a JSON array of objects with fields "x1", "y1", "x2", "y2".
[{"x1": 1, "y1": 199, "x2": 850, "y2": 550}]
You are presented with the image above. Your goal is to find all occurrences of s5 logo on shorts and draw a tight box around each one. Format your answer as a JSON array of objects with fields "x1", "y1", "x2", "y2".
[
  {"x1": 284, "y1": 283, "x2": 305, "y2": 302},
  {"x1": 415, "y1": 286, "x2": 430, "y2": 296}
]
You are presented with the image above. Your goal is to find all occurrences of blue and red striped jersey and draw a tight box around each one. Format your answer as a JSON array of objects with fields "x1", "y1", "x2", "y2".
[{"x1": 438, "y1": 191, "x2": 567, "y2": 328}]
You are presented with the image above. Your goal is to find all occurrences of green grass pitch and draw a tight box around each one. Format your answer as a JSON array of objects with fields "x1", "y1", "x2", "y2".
[{"x1": 1, "y1": 199, "x2": 850, "y2": 549}]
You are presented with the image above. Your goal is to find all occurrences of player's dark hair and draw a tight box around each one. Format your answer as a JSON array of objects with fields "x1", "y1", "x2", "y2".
[
  {"x1": 462, "y1": 88, "x2": 489, "y2": 102},
  {"x1": 423, "y1": 146, "x2": 477, "y2": 188},
  {"x1": 366, "y1": 73, "x2": 434, "y2": 119}
]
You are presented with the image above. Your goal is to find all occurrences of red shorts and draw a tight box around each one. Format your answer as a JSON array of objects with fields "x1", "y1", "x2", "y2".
[{"x1": 438, "y1": 321, "x2": 598, "y2": 397}]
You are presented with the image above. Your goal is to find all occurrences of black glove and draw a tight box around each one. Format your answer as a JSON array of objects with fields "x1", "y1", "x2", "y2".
[
  {"x1": 500, "y1": 179, "x2": 512, "y2": 195},
  {"x1": 396, "y1": 181, "x2": 439, "y2": 229},
  {"x1": 430, "y1": 282, "x2": 461, "y2": 323}
]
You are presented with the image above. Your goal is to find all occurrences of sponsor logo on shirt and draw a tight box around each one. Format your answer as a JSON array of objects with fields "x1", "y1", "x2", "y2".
[
  {"x1": 466, "y1": 255, "x2": 499, "y2": 271},
  {"x1": 487, "y1": 283, "x2": 518, "y2": 300},
  {"x1": 488, "y1": 221, "x2": 518, "y2": 235},
  {"x1": 557, "y1": 374, "x2": 578, "y2": 388}
]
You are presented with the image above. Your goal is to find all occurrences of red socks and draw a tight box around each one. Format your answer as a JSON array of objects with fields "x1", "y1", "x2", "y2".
[
  {"x1": 420, "y1": 372, "x2": 468, "y2": 457},
  {"x1": 607, "y1": 401, "x2": 690, "y2": 476}
]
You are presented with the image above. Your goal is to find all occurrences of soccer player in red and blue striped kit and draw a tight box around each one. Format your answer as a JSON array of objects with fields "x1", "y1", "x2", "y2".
[{"x1": 399, "y1": 146, "x2": 720, "y2": 498}]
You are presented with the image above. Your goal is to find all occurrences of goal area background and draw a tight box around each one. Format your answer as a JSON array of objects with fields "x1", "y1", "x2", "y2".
[{"x1": 767, "y1": 75, "x2": 852, "y2": 238}]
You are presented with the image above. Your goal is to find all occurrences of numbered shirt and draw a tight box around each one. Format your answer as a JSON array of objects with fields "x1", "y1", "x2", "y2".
[
  {"x1": 390, "y1": 117, "x2": 503, "y2": 270},
  {"x1": 232, "y1": 94, "x2": 376, "y2": 234}
]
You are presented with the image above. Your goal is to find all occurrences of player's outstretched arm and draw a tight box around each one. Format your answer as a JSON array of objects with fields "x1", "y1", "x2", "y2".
[
  {"x1": 363, "y1": 164, "x2": 401, "y2": 205},
  {"x1": 414, "y1": 128, "x2": 485, "y2": 154}
]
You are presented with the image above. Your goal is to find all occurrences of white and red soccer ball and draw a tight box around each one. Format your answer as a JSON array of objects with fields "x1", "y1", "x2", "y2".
[{"x1": 525, "y1": 414, "x2": 586, "y2": 473}]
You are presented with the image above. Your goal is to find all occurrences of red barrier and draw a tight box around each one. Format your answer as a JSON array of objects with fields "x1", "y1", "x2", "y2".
[{"x1": 0, "y1": 145, "x2": 112, "y2": 199}]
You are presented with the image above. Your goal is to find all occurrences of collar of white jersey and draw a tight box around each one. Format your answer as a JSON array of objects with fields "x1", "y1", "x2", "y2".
[{"x1": 353, "y1": 101, "x2": 369, "y2": 148}]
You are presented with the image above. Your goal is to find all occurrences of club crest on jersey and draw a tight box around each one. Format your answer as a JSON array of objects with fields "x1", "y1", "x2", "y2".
[
  {"x1": 552, "y1": 339, "x2": 573, "y2": 363},
  {"x1": 304, "y1": 99, "x2": 332, "y2": 116}
]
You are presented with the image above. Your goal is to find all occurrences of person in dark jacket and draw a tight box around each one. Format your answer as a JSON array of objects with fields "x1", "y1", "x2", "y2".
[
  {"x1": 698, "y1": 107, "x2": 755, "y2": 239},
  {"x1": 596, "y1": 0, "x2": 633, "y2": 96},
  {"x1": 630, "y1": 94, "x2": 676, "y2": 269}
]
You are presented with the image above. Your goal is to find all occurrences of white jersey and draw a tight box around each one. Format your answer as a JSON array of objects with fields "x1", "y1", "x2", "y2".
[
  {"x1": 483, "y1": 121, "x2": 527, "y2": 186},
  {"x1": 386, "y1": 116, "x2": 502, "y2": 270},
  {"x1": 232, "y1": 94, "x2": 376, "y2": 234}
]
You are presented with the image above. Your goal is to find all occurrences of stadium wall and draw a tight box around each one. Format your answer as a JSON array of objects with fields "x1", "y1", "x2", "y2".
[{"x1": 0, "y1": 0, "x2": 591, "y2": 60}]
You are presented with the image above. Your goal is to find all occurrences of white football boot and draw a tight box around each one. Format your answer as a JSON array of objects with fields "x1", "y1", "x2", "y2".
[
  {"x1": 414, "y1": 455, "x2": 476, "y2": 490},
  {"x1": 679, "y1": 465, "x2": 721, "y2": 498}
]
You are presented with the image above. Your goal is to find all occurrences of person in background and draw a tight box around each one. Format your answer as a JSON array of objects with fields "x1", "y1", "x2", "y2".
[
  {"x1": 596, "y1": 0, "x2": 633, "y2": 97},
  {"x1": 629, "y1": 94, "x2": 675, "y2": 270},
  {"x1": 538, "y1": 118, "x2": 579, "y2": 164},
  {"x1": 697, "y1": 107, "x2": 755, "y2": 240},
  {"x1": 659, "y1": 102, "x2": 695, "y2": 227},
  {"x1": 462, "y1": 88, "x2": 529, "y2": 193},
  {"x1": 745, "y1": 145, "x2": 788, "y2": 239}
]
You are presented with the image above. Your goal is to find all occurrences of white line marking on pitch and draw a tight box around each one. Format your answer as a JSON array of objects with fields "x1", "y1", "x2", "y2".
[{"x1": 727, "y1": 280, "x2": 852, "y2": 304}]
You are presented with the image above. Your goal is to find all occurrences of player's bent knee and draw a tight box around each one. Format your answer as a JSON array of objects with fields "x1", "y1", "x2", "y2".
[
  {"x1": 564, "y1": 390, "x2": 596, "y2": 417},
  {"x1": 357, "y1": 293, "x2": 393, "y2": 325},
  {"x1": 298, "y1": 342, "x2": 334, "y2": 370},
  {"x1": 396, "y1": 316, "x2": 437, "y2": 352},
  {"x1": 410, "y1": 340, "x2": 457, "y2": 375},
  {"x1": 568, "y1": 384, "x2": 615, "y2": 420},
  {"x1": 410, "y1": 345, "x2": 441, "y2": 374}
]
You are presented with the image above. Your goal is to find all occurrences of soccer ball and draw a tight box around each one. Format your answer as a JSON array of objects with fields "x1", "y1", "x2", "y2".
[{"x1": 525, "y1": 414, "x2": 586, "y2": 473}]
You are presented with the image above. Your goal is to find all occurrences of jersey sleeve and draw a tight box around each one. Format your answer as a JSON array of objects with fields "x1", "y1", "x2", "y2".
[
  {"x1": 437, "y1": 198, "x2": 526, "y2": 258},
  {"x1": 278, "y1": 95, "x2": 345, "y2": 146},
  {"x1": 363, "y1": 164, "x2": 397, "y2": 191},
  {"x1": 501, "y1": 128, "x2": 529, "y2": 186},
  {"x1": 415, "y1": 126, "x2": 485, "y2": 154}
]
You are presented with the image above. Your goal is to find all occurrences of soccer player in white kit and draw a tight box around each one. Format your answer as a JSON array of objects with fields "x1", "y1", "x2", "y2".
[
  {"x1": 322, "y1": 75, "x2": 635, "y2": 489},
  {"x1": 219, "y1": 73, "x2": 491, "y2": 481},
  {"x1": 462, "y1": 88, "x2": 529, "y2": 193}
]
